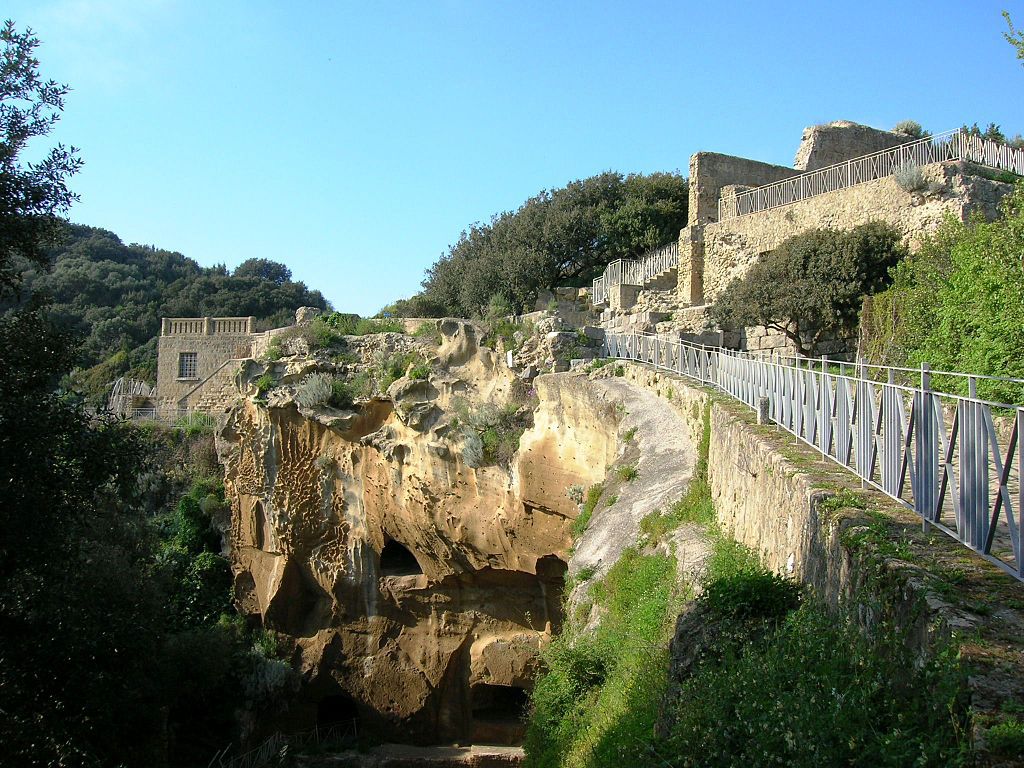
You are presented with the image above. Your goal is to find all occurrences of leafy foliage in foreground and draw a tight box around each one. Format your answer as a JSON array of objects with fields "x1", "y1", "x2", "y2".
[
  {"x1": 862, "y1": 183, "x2": 1024, "y2": 403},
  {"x1": 664, "y1": 605, "x2": 967, "y2": 767},
  {"x1": 710, "y1": 222, "x2": 907, "y2": 356}
]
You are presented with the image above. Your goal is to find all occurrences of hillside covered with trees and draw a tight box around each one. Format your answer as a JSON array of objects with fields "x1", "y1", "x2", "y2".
[
  {"x1": 9, "y1": 225, "x2": 328, "y2": 399},
  {"x1": 387, "y1": 170, "x2": 689, "y2": 318}
]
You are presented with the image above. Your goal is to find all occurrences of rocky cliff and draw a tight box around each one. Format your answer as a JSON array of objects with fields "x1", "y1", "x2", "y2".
[{"x1": 216, "y1": 319, "x2": 619, "y2": 744}]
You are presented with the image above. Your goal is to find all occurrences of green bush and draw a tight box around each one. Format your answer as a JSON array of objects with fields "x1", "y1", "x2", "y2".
[
  {"x1": 663, "y1": 606, "x2": 967, "y2": 767},
  {"x1": 294, "y1": 372, "x2": 333, "y2": 409},
  {"x1": 615, "y1": 463, "x2": 638, "y2": 482},
  {"x1": 862, "y1": 183, "x2": 1024, "y2": 403},
  {"x1": 698, "y1": 568, "x2": 801, "y2": 621},
  {"x1": 986, "y1": 718, "x2": 1024, "y2": 757},
  {"x1": 710, "y1": 222, "x2": 907, "y2": 356},
  {"x1": 453, "y1": 385, "x2": 537, "y2": 468},
  {"x1": 253, "y1": 372, "x2": 274, "y2": 397}
]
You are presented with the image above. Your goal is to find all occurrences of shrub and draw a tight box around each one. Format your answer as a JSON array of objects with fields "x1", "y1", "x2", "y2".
[
  {"x1": 698, "y1": 568, "x2": 801, "y2": 621},
  {"x1": 710, "y1": 222, "x2": 907, "y2": 356},
  {"x1": 566, "y1": 484, "x2": 585, "y2": 505},
  {"x1": 294, "y1": 373, "x2": 333, "y2": 409},
  {"x1": 894, "y1": 163, "x2": 930, "y2": 193},
  {"x1": 615, "y1": 464, "x2": 638, "y2": 482},
  {"x1": 253, "y1": 373, "x2": 274, "y2": 397},
  {"x1": 892, "y1": 119, "x2": 929, "y2": 139},
  {"x1": 613, "y1": 364, "x2": 625, "y2": 376},
  {"x1": 408, "y1": 360, "x2": 431, "y2": 380},
  {"x1": 664, "y1": 605, "x2": 967, "y2": 767},
  {"x1": 412, "y1": 322, "x2": 443, "y2": 345},
  {"x1": 986, "y1": 719, "x2": 1024, "y2": 757},
  {"x1": 452, "y1": 385, "x2": 537, "y2": 468}
]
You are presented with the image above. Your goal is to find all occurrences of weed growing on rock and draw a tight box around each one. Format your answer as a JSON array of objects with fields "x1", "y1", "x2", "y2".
[
  {"x1": 623, "y1": 427, "x2": 637, "y2": 443},
  {"x1": 572, "y1": 485, "x2": 604, "y2": 540},
  {"x1": 615, "y1": 464, "x2": 638, "y2": 482}
]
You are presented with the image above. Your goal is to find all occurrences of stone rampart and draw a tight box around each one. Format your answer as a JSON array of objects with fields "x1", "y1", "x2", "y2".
[
  {"x1": 699, "y1": 162, "x2": 1010, "y2": 303},
  {"x1": 688, "y1": 152, "x2": 800, "y2": 227},
  {"x1": 794, "y1": 120, "x2": 910, "y2": 171}
]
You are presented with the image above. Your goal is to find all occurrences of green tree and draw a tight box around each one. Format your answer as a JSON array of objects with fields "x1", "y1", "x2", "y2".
[
  {"x1": 0, "y1": 20, "x2": 81, "y2": 292},
  {"x1": 710, "y1": 222, "x2": 906, "y2": 356},
  {"x1": 1004, "y1": 10, "x2": 1024, "y2": 65},
  {"x1": 413, "y1": 171, "x2": 688, "y2": 317},
  {"x1": 862, "y1": 184, "x2": 1024, "y2": 402}
]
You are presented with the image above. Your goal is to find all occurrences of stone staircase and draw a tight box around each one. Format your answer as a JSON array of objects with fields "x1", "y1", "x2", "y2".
[{"x1": 181, "y1": 358, "x2": 244, "y2": 412}]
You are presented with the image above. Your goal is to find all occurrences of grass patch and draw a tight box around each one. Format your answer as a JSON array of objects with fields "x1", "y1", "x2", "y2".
[
  {"x1": 525, "y1": 547, "x2": 680, "y2": 768},
  {"x1": 622, "y1": 426, "x2": 637, "y2": 443},
  {"x1": 572, "y1": 485, "x2": 604, "y2": 540}
]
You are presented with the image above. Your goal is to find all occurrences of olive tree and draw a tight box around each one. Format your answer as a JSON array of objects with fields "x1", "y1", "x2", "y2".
[{"x1": 710, "y1": 222, "x2": 907, "y2": 356}]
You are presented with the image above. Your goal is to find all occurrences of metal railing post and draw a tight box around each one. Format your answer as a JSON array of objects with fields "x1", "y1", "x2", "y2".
[{"x1": 916, "y1": 362, "x2": 937, "y2": 532}]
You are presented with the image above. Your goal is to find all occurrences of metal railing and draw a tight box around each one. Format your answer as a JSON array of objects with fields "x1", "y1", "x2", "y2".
[
  {"x1": 718, "y1": 130, "x2": 1024, "y2": 220},
  {"x1": 208, "y1": 720, "x2": 359, "y2": 768},
  {"x1": 591, "y1": 241, "x2": 679, "y2": 306},
  {"x1": 124, "y1": 407, "x2": 216, "y2": 427},
  {"x1": 603, "y1": 331, "x2": 1024, "y2": 581}
]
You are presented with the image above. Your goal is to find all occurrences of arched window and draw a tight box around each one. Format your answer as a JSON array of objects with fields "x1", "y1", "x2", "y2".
[{"x1": 379, "y1": 539, "x2": 423, "y2": 576}]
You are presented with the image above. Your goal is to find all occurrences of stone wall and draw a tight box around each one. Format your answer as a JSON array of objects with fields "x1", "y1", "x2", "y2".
[
  {"x1": 794, "y1": 120, "x2": 910, "y2": 171},
  {"x1": 699, "y1": 162, "x2": 1011, "y2": 303},
  {"x1": 688, "y1": 152, "x2": 801, "y2": 227},
  {"x1": 156, "y1": 317, "x2": 259, "y2": 407}
]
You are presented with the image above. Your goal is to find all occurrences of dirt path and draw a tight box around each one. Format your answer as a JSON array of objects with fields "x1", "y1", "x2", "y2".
[{"x1": 569, "y1": 376, "x2": 707, "y2": 583}]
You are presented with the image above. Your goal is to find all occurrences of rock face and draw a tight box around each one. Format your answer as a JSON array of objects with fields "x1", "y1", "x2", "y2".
[{"x1": 217, "y1": 320, "x2": 618, "y2": 744}]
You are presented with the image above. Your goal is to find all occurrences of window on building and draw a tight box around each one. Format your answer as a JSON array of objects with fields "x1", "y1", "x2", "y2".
[{"x1": 178, "y1": 352, "x2": 198, "y2": 379}]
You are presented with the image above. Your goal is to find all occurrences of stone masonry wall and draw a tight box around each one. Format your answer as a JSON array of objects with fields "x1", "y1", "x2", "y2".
[
  {"x1": 794, "y1": 121, "x2": 910, "y2": 171},
  {"x1": 157, "y1": 332, "x2": 256, "y2": 407},
  {"x1": 688, "y1": 152, "x2": 801, "y2": 227},
  {"x1": 700, "y1": 162, "x2": 1011, "y2": 304}
]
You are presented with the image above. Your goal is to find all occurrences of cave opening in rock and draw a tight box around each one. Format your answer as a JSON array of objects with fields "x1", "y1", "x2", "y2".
[
  {"x1": 470, "y1": 684, "x2": 529, "y2": 724},
  {"x1": 379, "y1": 539, "x2": 423, "y2": 577},
  {"x1": 317, "y1": 692, "x2": 360, "y2": 729},
  {"x1": 253, "y1": 501, "x2": 267, "y2": 550}
]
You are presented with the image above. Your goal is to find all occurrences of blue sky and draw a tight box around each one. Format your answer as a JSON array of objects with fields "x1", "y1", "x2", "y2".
[{"x1": 8, "y1": 0, "x2": 1024, "y2": 314}]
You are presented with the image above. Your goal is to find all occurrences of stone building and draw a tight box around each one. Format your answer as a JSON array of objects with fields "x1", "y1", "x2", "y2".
[
  {"x1": 595, "y1": 120, "x2": 1019, "y2": 355},
  {"x1": 155, "y1": 316, "x2": 263, "y2": 413}
]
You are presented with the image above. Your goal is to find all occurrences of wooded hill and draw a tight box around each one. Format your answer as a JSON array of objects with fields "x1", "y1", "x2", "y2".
[{"x1": 11, "y1": 223, "x2": 329, "y2": 399}]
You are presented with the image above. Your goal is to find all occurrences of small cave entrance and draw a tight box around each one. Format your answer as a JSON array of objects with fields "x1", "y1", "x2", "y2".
[
  {"x1": 470, "y1": 684, "x2": 529, "y2": 744},
  {"x1": 317, "y1": 692, "x2": 360, "y2": 730},
  {"x1": 253, "y1": 501, "x2": 268, "y2": 550},
  {"x1": 379, "y1": 539, "x2": 423, "y2": 577}
]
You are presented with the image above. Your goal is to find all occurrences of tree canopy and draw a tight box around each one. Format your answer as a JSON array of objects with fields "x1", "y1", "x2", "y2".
[
  {"x1": 710, "y1": 222, "x2": 907, "y2": 356},
  {"x1": 392, "y1": 170, "x2": 688, "y2": 317},
  {"x1": 9, "y1": 224, "x2": 329, "y2": 399},
  {"x1": 862, "y1": 184, "x2": 1024, "y2": 403}
]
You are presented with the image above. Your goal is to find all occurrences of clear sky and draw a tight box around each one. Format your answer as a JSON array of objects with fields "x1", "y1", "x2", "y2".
[{"x1": 7, "y1": 0, "x2": 1024, "y2": 315}]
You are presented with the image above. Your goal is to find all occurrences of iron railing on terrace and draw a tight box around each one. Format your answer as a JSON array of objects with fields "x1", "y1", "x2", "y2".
[
  {"x1": 591, "y1": 241, "x2": 679, "y2": 307},
  {"x1": 124, "y1": 407, "x2": 216, "y2": 427},
  {"x1": 603, "y1": 331, "x2": 1024, "y2": 582},
  {"x1": 718, "y1": 129, "x2": 1024, "y2": 220}
]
